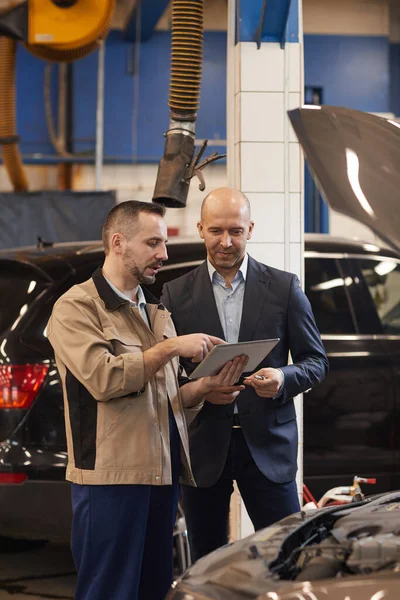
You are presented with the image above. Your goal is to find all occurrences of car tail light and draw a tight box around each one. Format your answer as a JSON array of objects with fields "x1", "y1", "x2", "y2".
[
  {"x1": 0, "y1": 473, "x2": 26, "y2": 484},
  {"x1": 0, "y1": 364, "x2": 49, "y2": 409}
]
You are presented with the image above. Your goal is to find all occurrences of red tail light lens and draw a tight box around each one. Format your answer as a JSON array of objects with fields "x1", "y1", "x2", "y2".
[
  {"x1": 0, "y1": 473, "x2": 26, "y2": 484},
  {"x1": 0, "y1": 364, "x2": 49, "y2": 408}
]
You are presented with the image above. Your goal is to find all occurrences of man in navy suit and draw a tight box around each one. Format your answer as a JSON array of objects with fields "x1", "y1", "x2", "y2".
[{"x1": 161, "y1": 187, "x2": 328, "y2": 561}]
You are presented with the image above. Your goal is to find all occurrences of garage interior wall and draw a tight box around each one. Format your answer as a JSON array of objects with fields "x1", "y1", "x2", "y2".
[{"x1": 0, "y1": 0, "x2": 396, "y2": 244}]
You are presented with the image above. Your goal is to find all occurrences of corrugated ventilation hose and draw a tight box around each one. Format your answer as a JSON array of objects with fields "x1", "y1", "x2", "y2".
[
  {"x1": 152, "y1": 0, "x2": 204, "y2": 207},
  {"x1": 169, "y1": 0, "x2": 203, "y2": 119},
  {"x1": 0, "y1": 36, "x2": 28, "y2": 192},
  {"x1": 153, "y1": 0, "x2": 224, "y2": 208}
]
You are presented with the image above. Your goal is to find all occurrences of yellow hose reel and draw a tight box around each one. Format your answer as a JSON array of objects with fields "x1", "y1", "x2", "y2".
[
  {"x1": 0, "y1": 0, "x2": 116, "y2": 191},
  {"x1": 26, "y1": 0, "x2": 115, "y2": 62}
]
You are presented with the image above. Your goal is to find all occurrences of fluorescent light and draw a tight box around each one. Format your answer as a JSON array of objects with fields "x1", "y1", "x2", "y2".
[{"x1": 301, "y1": 104, "x2": 321, "y2": 110}]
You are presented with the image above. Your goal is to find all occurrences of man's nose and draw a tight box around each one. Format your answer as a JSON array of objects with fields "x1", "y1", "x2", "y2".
[
  {"x1": 220, "y1": 232, "x2": 232, "y2": 247},
  {"x1": 157, "y1": 244, "x2": 168, "y2": 261}
]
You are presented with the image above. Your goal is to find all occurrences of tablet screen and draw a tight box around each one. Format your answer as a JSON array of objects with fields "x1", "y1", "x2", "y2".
[{"x1": 189, "y1": 338, "x2": 279, "y2": 379}]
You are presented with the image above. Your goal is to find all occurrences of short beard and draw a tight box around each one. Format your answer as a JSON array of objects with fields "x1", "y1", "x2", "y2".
[
  {"x1": 122, "y1": 249, "x2": 157, "y2": 285},
  {"x1": 135, "y1": 269, "x2": 156, "y2": 286}
]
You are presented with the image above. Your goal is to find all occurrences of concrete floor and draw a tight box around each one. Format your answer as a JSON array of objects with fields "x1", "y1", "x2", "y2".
[{"x1": 0, "y1": 541, "x2": 76, "y2": 600}]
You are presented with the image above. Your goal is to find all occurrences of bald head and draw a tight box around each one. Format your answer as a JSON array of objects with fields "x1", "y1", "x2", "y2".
[
  {"x1": 197, "y1": 187, "x2": 254, "y2": 279},
  {"x1": 200, "y1": 187, "x2": 251, "y2": 222}
]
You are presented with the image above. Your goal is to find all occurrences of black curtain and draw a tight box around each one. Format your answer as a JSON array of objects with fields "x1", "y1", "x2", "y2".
[{"x1": 0, "y1": 190, "x2": 116, "y2": 249}]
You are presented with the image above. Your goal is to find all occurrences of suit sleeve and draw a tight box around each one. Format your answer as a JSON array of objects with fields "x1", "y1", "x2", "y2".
[{"x1": 279, "y1": 275, "x2": 329, "y2": 403}]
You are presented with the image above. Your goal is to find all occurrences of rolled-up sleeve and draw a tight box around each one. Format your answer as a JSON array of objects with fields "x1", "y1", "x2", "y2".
[{"x1": 47, "y1": 294, "x2": 145, "y2": 402}]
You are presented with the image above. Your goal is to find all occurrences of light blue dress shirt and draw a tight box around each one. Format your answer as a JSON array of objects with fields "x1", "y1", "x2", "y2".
[
  {"x1": 103, "y1": 275, "x2": 150, "y2": 329},
  {"x1": 207, "y1": 254, "x2": 283, "y2": 405},
  {"x1": 207, "y1": 253, "x2": 248, "y2": 344},
  {"x1": 208, "y1": 255, "x2": 248, "y2": 413}
]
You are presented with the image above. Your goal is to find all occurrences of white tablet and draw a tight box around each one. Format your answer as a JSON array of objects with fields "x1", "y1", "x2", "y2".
[{"x1": 189, "y1": 338, "x2": 280, "y2": 379}]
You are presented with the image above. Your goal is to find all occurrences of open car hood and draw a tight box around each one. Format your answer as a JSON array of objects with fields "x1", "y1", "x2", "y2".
[{"x1": 288, "y1": 105, "x2": 400, "y2": 252}]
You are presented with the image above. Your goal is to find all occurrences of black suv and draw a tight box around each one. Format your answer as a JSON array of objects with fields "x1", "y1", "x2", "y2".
[{"x1": 0, "y1": 234, "x2": 399, "y2": 541}]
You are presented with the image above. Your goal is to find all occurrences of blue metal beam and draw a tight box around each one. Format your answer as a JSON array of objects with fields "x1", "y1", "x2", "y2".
[
  {"x1": 238, "y1": 0, "x2": 299, "y2": 46},
  {"x1": 123, "y1": 0, "x2": 170, "y2": 43}
]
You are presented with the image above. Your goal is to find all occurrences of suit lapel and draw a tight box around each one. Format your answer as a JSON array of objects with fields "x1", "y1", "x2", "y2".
[
  {"x1": 238, "y1": 256, "x2": 271, "y2": 342},
  {"x1": 190, "y1": 262, "x2": 226, "y2": 341}
]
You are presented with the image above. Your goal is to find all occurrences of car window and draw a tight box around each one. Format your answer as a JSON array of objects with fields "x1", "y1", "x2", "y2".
[
  {"x1": 354, "y1": 258, "x2": 400, "y2": 335},
  {"x1": 19, "y1": 262, "x2": 103, "y2": 358},
  {"x1": 0, "y1": 274, "x2": 49, "y2": 337},
  {"x1": 305, "y1": 257, "x2": 357, "y2": 334}
]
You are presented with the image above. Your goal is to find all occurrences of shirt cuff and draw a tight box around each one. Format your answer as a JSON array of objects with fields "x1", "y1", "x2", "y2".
[{"x1": 273, "y1": 368, "x2": 285, "y2": 399}]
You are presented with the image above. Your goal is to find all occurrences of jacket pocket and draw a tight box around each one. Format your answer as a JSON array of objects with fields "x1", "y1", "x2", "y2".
[
  {"x1": 96, "y1": 401, "x2": 132, "y2": 449},
  {"x1": 275, "y1": 401, "x2": 296, "y2": 424},
  {"x1": 103, "y1": 329, "x2": 142, "y2": 354}
]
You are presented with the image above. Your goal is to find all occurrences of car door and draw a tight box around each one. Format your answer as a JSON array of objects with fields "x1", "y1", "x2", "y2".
[
  {"x1": 346, "y1": 254, "x2": 400, "y2": 491},
  {"x1": 303, "y1": 252, "x2": 396, "y2": 499}
]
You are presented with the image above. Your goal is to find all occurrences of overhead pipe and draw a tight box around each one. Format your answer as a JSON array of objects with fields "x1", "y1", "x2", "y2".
[
  {"x1": 95, "y1": 40, "x2": 105, "y2": 190},
  {"x1": 153, "y1": 0, "x2": 225, "y2": 208}
]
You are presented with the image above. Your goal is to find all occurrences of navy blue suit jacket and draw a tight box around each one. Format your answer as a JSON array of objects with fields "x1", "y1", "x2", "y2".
[{"x1": 161, "y1": 256, "x2": 328, "y2": 487}]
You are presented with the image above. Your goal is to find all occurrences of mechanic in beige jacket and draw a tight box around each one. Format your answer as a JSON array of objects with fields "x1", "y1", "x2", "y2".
[{"x1": 47, "y1": 200, "x2": 247, "y2": 600}]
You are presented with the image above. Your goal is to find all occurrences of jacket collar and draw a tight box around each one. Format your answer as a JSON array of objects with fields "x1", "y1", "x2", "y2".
[
  {"x1": 188, "y1": 256, "x2": 272, "y2": 342},
  {"x1": 92, "y1": 267, "x2": 164, "y2": 311}
]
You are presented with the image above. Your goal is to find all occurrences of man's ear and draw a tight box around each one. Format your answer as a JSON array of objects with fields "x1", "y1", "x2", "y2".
[
  {"x1": 197, "y1": 221, "x2": 205, "y2": 240},
  {"x1": 110, "y1": 232, "x2": 124, "y2": 254},
  {"x1": 247, "y1": 221, "x2": 255, "y2": 240}
]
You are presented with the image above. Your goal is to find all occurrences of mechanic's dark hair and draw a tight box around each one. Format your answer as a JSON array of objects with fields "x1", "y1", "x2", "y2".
[{"x1": 102, "y1": 200, "x2": 166, "y2": 254}]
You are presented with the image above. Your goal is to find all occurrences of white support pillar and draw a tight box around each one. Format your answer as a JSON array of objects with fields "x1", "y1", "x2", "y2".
[{"x1": 227, "y1": 0, "x2": 305, "y2": 540}]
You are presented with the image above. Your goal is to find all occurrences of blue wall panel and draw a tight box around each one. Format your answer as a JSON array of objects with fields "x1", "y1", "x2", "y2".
[
  {"x1": 304, "y1": 35, "x2": 390, "y2": 112},
  {"x1": 303, "y1": 35, "x2": 390, "y2": 233},
  {"x1": 136, "y1": 32, "x2": 170, "y2": 161},
  {"x1": 14, "y1": 30, "x2": 226, "y2": 163},
  {"x1": 16, "y1": 45, "x2": 58, "y2": 157},
  {"x1": 390, "y1": 43, "x2": 400, "y2": 117},
  {"x1": 137, "y1": 31, "x2": 227, "y2": 162},
  {"x1": 73, "y1": 31, "x2": 135, "y2": 159},
  {"x1": 12, "y1": 31, "x2": 392, "y2": 167},
  {"x1": 238, "y1": 0, "x2": 299, "y2": 44}
]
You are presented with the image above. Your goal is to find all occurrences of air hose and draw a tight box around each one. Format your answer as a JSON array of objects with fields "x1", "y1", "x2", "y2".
[
  {"x1": 153, "y1": 0, "x2": 204, "y2": 208},
  {"x1": 0, "y1": 36, "x2": 28, "y2": 191},
  {"x1": 169, "y1": 0, "x2": 203, "y2": 120}
]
